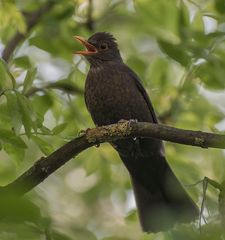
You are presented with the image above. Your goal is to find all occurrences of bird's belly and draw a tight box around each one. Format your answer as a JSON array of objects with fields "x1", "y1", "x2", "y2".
[{"x1": 85, "y1": 87, "x2": 129, "y2": 125}]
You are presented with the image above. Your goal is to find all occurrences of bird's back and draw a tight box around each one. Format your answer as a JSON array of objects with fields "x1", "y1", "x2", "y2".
[{"x1": 85, "y1": 61, "x2": 198, "y2": 232}]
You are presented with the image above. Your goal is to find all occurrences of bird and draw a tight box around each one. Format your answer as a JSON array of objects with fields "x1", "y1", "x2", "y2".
[{"x1": 74, "y1": 32, "x2": 198, "y2": 232}]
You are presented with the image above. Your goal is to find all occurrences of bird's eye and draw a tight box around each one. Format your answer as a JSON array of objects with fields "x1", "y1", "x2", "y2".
[{"x1": 100, "y1": 43, "x2": 108, "y2": 50}]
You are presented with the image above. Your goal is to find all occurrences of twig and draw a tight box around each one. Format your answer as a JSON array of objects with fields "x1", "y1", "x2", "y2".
[
  {"x1": 196, "y1": 177, "x2": 225, "y2": 230},
  {"x1": 2, "y1": 1, "x2": 55, "y2": 62},
  {"x1": 1, "y1": 120, "x2": 225, "y2": 201},
  {"x1": 218, "y1": 180, "x2": 225, "y2": 228},
  {"x1": 199, "y1": 177, "x2": 209, "y2": 231}
]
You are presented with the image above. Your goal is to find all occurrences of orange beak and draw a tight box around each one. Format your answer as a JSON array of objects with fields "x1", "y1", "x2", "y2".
[{"x1": 73, "y1": 36, "x2": 97, "y2": 55}]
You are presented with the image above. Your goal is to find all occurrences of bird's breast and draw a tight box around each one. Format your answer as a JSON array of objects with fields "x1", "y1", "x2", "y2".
[
  {"x1": 84, "y1": 63, "x2": 151, "y2": 126},
  {"x1": 85, "y1": 67, "x2": 126, "y2": 125}
]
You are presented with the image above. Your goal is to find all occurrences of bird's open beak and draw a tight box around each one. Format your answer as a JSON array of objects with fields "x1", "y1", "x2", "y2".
[{"x1": 73, "y1": 36, "x2": 97, "y2": 55}]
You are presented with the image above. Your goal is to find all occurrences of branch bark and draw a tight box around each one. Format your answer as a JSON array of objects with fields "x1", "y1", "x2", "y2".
[
  {"x1": 1, "y1": 120, "x2": 225, "y2": 199},
  {"x1": 2, "y1": 1, "x2": 55, "y2": 62}
]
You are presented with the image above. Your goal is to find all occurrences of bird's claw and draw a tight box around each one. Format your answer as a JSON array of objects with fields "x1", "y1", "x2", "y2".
[
  {"x1": 129, "y1": 119, "x2": 138, "y2": 124},
  {"x1": 118, "y1": 119, "x2": 128, "y2": 124},
  {"x1": 118, "y1": 119, "x2": 138, "y2": 124}
]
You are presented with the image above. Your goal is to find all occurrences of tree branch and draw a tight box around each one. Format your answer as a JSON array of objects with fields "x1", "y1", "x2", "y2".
[
  {"x1": 2, "y1": 1, "x2": 55, "y2": 62},
  {"x1": 1, "y1": 120, "x2": 225, "y2": 199}
]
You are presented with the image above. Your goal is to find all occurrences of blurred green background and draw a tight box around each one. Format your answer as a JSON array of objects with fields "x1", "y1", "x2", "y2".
[{"x1": 1, "y1": 0, "x2": 225, "y2": 239}]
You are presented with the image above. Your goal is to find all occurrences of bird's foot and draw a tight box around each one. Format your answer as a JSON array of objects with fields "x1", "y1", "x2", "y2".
[
  {"x1": 129, "y1": 119, "x2": 138, "y2": 124},
  {"x1": 118, "y1": 119, "x2": 138, "y2": 124},
  {"x1": 118, "y1": 119, "x2": 128, "y2": 124}
]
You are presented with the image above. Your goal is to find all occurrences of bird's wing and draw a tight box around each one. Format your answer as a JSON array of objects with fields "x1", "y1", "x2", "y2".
[{"x1": 126, "y1": 66, "x2": 158, "y2": 123}]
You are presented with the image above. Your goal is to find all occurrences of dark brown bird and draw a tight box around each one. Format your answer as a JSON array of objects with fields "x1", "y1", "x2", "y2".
[{"x1": 74, "y1": 32, "x2": 198, "y2": 232}]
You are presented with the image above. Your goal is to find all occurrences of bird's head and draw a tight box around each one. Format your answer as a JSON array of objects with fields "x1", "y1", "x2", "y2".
[{"x1": 74, "y1": 32, "x2": 122, "y2": 64}]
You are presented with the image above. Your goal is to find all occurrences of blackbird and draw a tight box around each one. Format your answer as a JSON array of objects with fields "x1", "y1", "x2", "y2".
[{"x1": 74, "y1": 32, "x2": 198, "y2": 232}]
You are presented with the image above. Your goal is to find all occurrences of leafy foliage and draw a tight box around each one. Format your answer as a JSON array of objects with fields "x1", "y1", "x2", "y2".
[{"x1": 0, "y1": 0, "x2": 225, "y2": 239}]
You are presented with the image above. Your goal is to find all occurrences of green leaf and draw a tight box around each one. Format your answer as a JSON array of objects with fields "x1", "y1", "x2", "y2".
[
  {"x1": 5, "y1": 91, "x2": 23, "y2": 135},
  {"x1": 0, "y1": 58, "x2": 16, "y2": 89},
  {"x1": 0, "y1": 2, "x2": 26, "y2": 34},
  {"x1": 147, "y1": 57, "x2": 170, "y2": 87},
  {"x1": 31, "y1": 95, "x2": 51, "y2": 131},
  {"x1": 215, "y1": 0, "x2": 225, "y2": 14},
  {"x1": 32, "y1": 94, "x2": 53, "y2": 118},
  {"x1": 22, "y1": 67, "x2": 37, "y2": 94},
  {"x1": 31, "y1": 135, "x2": 53, "y2": 155},
  {"x1": 125, "y1": 209, "x2": 137, "y2": 223},
  {"x1": 158, "y1": 41, "x2": 191, "y2": 66},
  {"x1": 3, "y1": 142, "x2": 25, "y2": 164},
  {"x1": 136, "y1": 0, "x2": 181, "y2": 44},
  {"x1": 0, "y1": 58, "x2": 7, "y2": 89},
  {"x1": 191, "y1": 12, "x2": 204, "y2": 32},
  {"x1": 16, "y1": 92, "x2": 36, "y2": 137},
  {"x1": 126, "y1": 55, "x2": 147, "y2": 80},
  {"x1": 195, "y1": 56, "x2": 225, "y2": 89},
  {"x1": 40, "y1": 125, "x2": 51, "y2": 134},
  {"x1": 178, "y1": 1, "x2": 190, "y2": 39},
  {"x1": 0, "y1": 128, "x2": 27, "y2": 148},
  {"x1": 13, "y1": 56, "x2": 32, "y2": 69},
  {"x1": 52, "y1": 123, "x2": 67, "y2": 134}
]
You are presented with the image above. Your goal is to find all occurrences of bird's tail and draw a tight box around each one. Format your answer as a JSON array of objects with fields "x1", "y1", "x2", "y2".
[
  {"x1": 131, "y1": 165, "x2": 198, "y2": 232},
  {"x1": 115, "y1": 138, "x2": 198, "y2": 232}
]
